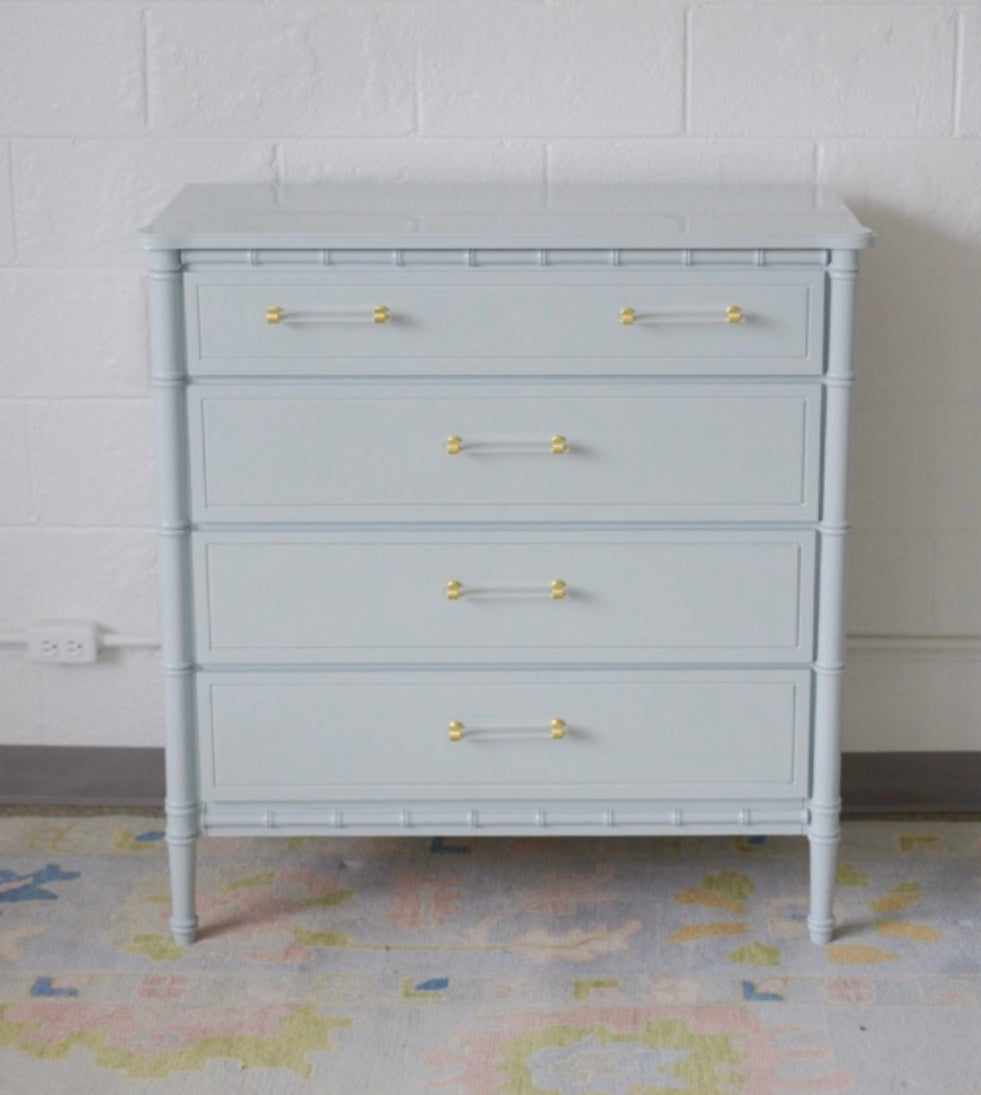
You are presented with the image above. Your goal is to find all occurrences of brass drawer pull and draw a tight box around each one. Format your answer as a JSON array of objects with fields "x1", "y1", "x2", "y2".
[
  {"x1": 448, "y1": 718, "x2": 567, "y2": 742},
  {"x1": 445, "y1": 434, "x2": 568, "y2": 455},
  {"x1": 265, "y1": 304, "x2": 390, "y2": 325},
  {"x1": 446, "y1": 579, "x2": 567, "y2": 600},
  {"x1": 620, "y1": 304, "x2": 744, "y2": 325}
]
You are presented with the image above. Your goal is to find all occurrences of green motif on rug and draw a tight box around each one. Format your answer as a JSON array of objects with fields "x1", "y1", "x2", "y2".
[
  {"x1": 0, "y1": 1000, "x2": 349, "y2": 1079},
  {"x1": 427, "y1": 1006, "x2": 841, "y2": 1094},
  {"x1": 729, "y1": 942, "x2": 781, "y2": 967},
  {"x1": 498, "y1": 1019, "x2": 743, "y2": 1094},
  {"x1": 124, "y1": 932, "x2": 185, "y2": 961}
]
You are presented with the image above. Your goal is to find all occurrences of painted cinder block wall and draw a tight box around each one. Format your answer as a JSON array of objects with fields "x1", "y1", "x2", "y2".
[{"x1": 1, "y1": 1, "x2": 979, "y2": 753}]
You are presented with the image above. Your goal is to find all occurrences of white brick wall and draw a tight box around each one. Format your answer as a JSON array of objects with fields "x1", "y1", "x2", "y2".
[
  {"x1": 690, "y1": 6, "x2": 957, "y2": 137},
  {"x1": 146, "y1": 5, "x2": 418, "y2": 137},
  {"x1": 416, "y1": 3, "x2": 686, "y2": 137},
  {"x1": 0, "y1": 0, "x2": 978, "y2": 751},
  {"x1": 0, "y1": 142, "x2": 14, "y2": 265},
  {"x1": 0, "y1": 4, "x2": 146, "y2": 136}
]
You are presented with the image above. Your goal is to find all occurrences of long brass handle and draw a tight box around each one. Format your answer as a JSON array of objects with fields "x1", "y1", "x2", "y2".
[
  {"x1": 620, "y1": 304, "x2": 744, "y2": 325},
  {"x1": 445, "y1": 435, "x2": 568, "y2": 455},
  {"x1": 446, "y1": 579, "x2": 567, "y2": 600},
  {"x1": 266, "y1": 304, "x2": 390, "y2": 325},
  {"x1": 448, "y1": 718, "x2": 566, "y2": 742}
]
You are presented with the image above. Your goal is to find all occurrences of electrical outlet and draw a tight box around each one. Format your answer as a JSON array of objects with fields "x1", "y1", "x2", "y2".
[{"x1": 27, "y1": 620, "x2": 100, "y2": 664}]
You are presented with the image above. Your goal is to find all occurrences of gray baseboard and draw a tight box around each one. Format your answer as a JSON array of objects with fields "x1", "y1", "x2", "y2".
[
  {"x1": 1, "y1": 746, "x2": 979, "y2": 814},
  {"x1": 841, "y1": 751, "x2": 981, "y2": 815},
  {"x1": 0, "y1": 746, "x2": 166, "y2": 808}
]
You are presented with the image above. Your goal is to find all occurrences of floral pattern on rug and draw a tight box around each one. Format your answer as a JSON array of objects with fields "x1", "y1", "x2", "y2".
[
  {"x1": 428, "y1": 1006, "x2": 847, "y2": 1094},
  {"x1": 0, "y1": 995, "x2": 349, "y2": 1079},
  {"x1": 0, "y1": 815, "x2": 980, "y2": 1091}
]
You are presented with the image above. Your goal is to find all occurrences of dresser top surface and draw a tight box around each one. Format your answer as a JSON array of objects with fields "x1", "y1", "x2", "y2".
[{"x1": 138, "y1": 183, "x2": 873, "y2": 252}]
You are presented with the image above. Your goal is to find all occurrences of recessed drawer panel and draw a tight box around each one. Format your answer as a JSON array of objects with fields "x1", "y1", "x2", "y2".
[
  {"x1": 189, "y1": 382, "x2": 821, "y2": 524},
  {"x1": 197, "y1": 669, "x2": 811, "y2": 802},
  {"x1": 193, "y1": 531, "x2": 815, "y2": 665},
  {"x1": 185, "y1": 270, "x2": 823, "y2": 376}
]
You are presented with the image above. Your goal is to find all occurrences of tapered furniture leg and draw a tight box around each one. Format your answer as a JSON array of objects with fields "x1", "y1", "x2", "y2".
[
  {"x1": 167, "y1": 810, "x2": 198, "y2": 945},
  {"x1": 808, "y1": 812, "x2": 839, "y2": 944}
]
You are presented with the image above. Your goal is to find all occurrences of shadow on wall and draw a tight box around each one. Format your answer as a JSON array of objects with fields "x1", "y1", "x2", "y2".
[{"x1": 841, "y1": 198, "x2": 981, "y2": 640}]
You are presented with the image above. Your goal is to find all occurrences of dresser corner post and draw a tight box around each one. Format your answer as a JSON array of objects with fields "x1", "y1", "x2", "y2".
[
  {"x1": 148, "y1": 248, "x2": 199, "y2": 946},
  {"x1": 807, "y1": 247, "x2": 859, "y2": 945}
]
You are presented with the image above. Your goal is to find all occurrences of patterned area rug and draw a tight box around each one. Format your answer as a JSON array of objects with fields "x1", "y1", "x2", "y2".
[{"x1": 1, "y1": 813, "x2": 980, "y2": 1094}]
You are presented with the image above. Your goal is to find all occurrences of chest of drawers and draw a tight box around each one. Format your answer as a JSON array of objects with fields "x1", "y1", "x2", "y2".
[{"x1": 140, "y1": 184, "x2": 872, "y2": 945}]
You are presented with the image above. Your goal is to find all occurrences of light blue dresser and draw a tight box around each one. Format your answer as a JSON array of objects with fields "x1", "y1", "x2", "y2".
[{"x1": 140, "y1": 184, "x2": 872, "y2": 945}]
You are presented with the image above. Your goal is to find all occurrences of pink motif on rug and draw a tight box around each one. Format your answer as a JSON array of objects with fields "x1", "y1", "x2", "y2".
[{"x1": 427, "y1": 1006, "x2": 849, "y2": 1094}]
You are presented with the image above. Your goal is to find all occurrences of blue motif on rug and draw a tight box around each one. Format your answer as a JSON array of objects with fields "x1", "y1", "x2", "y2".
[
  {"x1": 0, "y1": 864, "x2": 81, "y2": 903},
  {"x1": 30, "y1": 977, "x2": 79, "y2": 998},
  {"x1": 741, "y1": 980, "x2": 784, "y2": 1002},
  {"x1": 415, "y1": 978, "x2": 449, "y2": 992}
]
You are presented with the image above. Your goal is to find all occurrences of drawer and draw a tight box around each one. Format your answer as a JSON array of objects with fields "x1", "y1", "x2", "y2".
[
  {"x1": 189, "y1": 381, "x2": 821, "y2": 525},
  {"x1": 185, "y1": 269, "x2": 824, "y2": 376},
  {"x1": 193, "y1": 530, "x2": 815, "y2": 665},
  {"x1": 196, "y1": 669, "x2": 812, "y2": 802}
]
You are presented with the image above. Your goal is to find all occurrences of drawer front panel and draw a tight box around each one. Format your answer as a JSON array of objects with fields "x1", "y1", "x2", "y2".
[
  {"x1": 186, "y1": 270, "x2": 823, "y2": 376},
  {"x1": 193, "y1": 531, "x2": 815, "y2": 664},
  {"x1": 189, "y1": 383, "x2": 821, "y2": 524},
  {"x1": 197, "y1": 670, "x2": 811, "y2": 802}
]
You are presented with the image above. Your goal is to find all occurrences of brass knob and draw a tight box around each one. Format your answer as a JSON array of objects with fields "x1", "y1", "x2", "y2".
[
  {"x1": 445, "y1": 435, "x2": 462, "y2": 456},
  {"x1": 448, "y1": 720, "x2": 464, "y2": 742},
  {"x1": 550, "y1": 579, "x2": 567, "y2": 600},
  {"x1": 551, "y1": 435, "x2": 568, "y2": 455},
  {"x1": 726, "y1": 304, "x2": 744, "y2": 324},
  {"x1": 551, "y1": 718, "x2": 567, "y2": 740},
  {"x1": 619, "y1": 307, "x2": 636, "y2": 326},
  {"x1": 266, "y1": 305, "x2": 284, "y2": 324},
  {"x1": 373, "y1": 305, "x2": 390, "y2": 324},
  {"x1": 446, "y1": 579, "x2": 462, "y2": 601}
]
